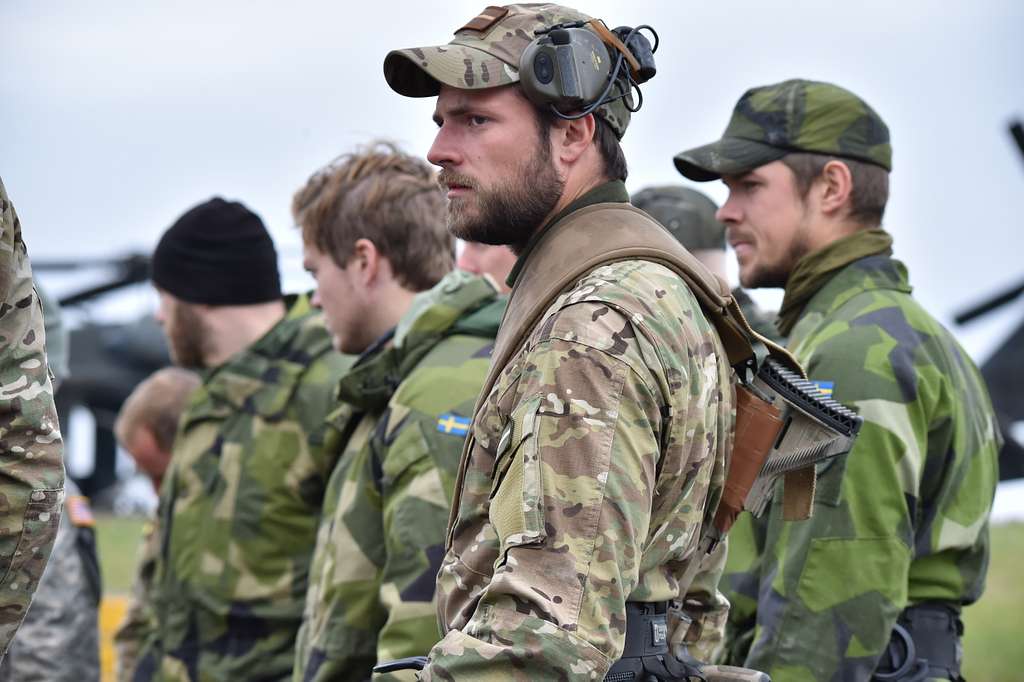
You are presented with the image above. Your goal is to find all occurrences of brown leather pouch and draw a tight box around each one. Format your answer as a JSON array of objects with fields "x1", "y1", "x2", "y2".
[{"x1": 713, "y1": 385, "x2": 783, "y2": 534}]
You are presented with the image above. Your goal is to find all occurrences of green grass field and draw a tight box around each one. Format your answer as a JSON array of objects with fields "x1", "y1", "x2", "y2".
[{"x1": 95, "y1": 516, "x2": 1024, "y2": 680}]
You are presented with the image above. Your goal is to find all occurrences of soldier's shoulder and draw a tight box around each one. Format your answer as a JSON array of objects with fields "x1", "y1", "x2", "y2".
[{"x1": 541, "y1": 259, "x2": 717, "y2": 353}]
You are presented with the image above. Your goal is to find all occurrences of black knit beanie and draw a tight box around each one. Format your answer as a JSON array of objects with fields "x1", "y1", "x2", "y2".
[{"x1": 151, "y1": 198, "x2": 282, "y2": 305}]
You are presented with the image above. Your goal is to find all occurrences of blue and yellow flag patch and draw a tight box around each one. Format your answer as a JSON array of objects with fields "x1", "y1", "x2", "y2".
[
  {"x1": 437, "y1": 413, "x2": 471, "y2": 437},
  {"x1": 811, "y1": 380, "x2": 835, "y2": 397}
]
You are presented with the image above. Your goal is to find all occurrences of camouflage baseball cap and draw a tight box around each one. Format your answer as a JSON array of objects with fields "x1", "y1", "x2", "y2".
[
  {"x1": 383, "y1": 4, "x2": 633, "y2": 138},
  {"x1": 674, "y1": 78, "x2": 891, "y2": 181},
  {"x1": 631, "y1": 185, "x2": 725, "y2": 251}
]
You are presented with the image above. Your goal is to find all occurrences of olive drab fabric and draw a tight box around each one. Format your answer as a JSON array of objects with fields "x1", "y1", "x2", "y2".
[
  {"x1": 0, "y1": 177, "x2": 64, "y2": 658},
  {"x1": 136, "y1": 295, "x2": 351, "y2": 681},
  {"x1": 294, "y1": 270, "x2": 503, "y2": 682},
  {"x1": 720, "y1": 235, "x2": 1000, "y2": 679},
  {"x1": 384, "y1": 4, "x2": 635, "y2": 139},
  {"x1": 422, "y1": 186, "x2": 736, "y2": 679}
]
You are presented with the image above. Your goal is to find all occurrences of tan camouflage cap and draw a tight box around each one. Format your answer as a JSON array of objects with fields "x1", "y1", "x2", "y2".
[
  {"x1": 631, "y1": 185, "x2": 725, "y2": 251},
  {"x1": 384, "y1": 3, "x2": 633, "y2": 138},
  {"x1": 674, "y1": 78, "x2": 892, "y2": 181}
]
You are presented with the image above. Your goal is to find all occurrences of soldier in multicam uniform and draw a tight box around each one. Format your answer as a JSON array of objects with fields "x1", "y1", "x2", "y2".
[
  {"x1": 0, "y1": 177, "x2": 65, "y2": 658},
  {"x1": 675, "y1": 78, "x2": 1001, "y2": 681},
  {"x1": 291, "y1": 143, "x2": 504, "y2": 681},
  {"x1": 0, "y1": 284, "x2": 101, "y2": 682},
  {"x1": 384, "y1": 5, "x2": 736, "y2": 678},
  {"x1": 134, "y1": 198, "x2": 352, "y2": 681},
  {"x1": 631, "y1": 185, "x2": 782, "y2": 343},
  {"x1": 113, "y1": 367, "x2": 202, "y2": 682}
]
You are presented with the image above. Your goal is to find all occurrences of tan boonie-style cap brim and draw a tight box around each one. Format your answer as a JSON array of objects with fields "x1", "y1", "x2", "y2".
[{"x1": 673, "y1": 137, "x2": 789, "y2": 182}]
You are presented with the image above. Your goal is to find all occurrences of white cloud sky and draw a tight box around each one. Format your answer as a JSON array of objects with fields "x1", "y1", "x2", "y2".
[{"x1": 2, "y1": 0, "x2": 1022, "y2": 357}]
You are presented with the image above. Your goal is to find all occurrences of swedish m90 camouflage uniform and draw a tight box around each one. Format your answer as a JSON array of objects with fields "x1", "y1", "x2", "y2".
[
  {"x1": 294, "y1": 270, "x2": 503, "y2": 681},
  {"x1": 0, "y1": 177, "x2": 64, "y2": 658},
  {"x1": 720, "y1": 235, "x2": 1000, "y2": 679},
  {"x1": 424, "y1": 184, "x2": 734, "y2": 679},
  {"x1": 137, "y1": 295, "x2": 351, "y2": 681}
]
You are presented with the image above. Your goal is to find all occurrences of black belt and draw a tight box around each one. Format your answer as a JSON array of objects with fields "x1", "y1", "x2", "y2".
[{"x1": 873, "y1": 603, "x2": 964, "y2": 682}]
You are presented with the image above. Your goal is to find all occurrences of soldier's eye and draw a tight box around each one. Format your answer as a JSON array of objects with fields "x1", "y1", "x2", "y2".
[{"x1": 469, "y1": 115, "x2": 489, "y2": 126}]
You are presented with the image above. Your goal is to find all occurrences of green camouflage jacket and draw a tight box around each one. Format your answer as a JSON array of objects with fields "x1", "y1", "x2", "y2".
[
  {"x1": 424, "y1": 197, "x2": 735, "y2": 678},
  {"x1": 0, "y1": 177, "x2": 64, "y2": 657},
  {"x1": 116, "y1": 514, "x2": 160, "y2": 681},
  {"x1": 137, "y1": 296, "x2": 351, "y2": 681},
  {"x1": 293, "y1": 270, "x2": 503, "y2": 682},
  {"x1": 721, "y1": 252, "x2": 1000, "y2": 680}
]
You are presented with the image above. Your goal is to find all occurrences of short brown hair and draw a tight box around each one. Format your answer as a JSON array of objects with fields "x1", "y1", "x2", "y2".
[
  {"x1": 292, "y1": 141, "x2": 453, "y2": 292},
  {"x1": 115, "y1": 367, "x2": 201, "y2": 452},
  {"x1": 782, "y1": 153, "x2": 889, "y2": 227}
]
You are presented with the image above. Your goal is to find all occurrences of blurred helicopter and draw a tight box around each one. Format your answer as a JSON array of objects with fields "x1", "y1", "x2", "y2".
[
  {"x1": 35, "y1": 253, "x2": 170, "y2": 502},
  {"x1": 954, "y1": 120, "x2": 1024, "y2": 481}
]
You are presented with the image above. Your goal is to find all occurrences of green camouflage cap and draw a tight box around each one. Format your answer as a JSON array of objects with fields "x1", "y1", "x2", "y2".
[
  {"x1": 631, "y1": 185, "x2": 725, "y2": 251},
  {"x1": 674, "y1": 78, "x2": 891, "y2": 181},
  {"x1": 384, "y1": 3, "x2": 633, "y2": 138}
]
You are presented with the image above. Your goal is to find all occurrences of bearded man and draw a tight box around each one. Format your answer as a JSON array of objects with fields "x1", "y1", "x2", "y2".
[
  {"x1": 134, "y1": 198, "x2": 351, "y2": 680},
  {"x1": 383, "y1": 4, "x2": 740, "y2": 679}
]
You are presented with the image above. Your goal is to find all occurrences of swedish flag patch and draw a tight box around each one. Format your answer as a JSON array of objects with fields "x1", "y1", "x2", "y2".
[
  {"x1": 811, "y1": 380, "x2": 835, "y2": 397},
  {"x1": 437, "y1": 413, "x2": 471, "y2": 437}
]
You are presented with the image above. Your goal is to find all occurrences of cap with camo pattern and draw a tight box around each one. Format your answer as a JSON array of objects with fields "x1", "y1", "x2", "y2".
[
  {"x1": 384, "y1": 3, "x2": 634, "y2": 139},
  {"x1": 674, "y1": 78, "x2": 891, "y2": 181},
  {"x1": 631, "y1": 185, "x2": 725, "y2": 251}
]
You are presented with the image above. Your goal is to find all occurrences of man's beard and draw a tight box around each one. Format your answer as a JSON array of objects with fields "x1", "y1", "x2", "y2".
[
  {"x1": 167, "y1": 303, "x2": 210, "y2": 369},
  {"x1": 440, "y1": 142, "x2": 564, "y2": 253}
]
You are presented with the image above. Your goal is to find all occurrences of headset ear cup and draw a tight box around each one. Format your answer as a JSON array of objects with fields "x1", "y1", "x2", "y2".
[{"x1": 519, "y1": 27, "x2": 612, "y2": 114}]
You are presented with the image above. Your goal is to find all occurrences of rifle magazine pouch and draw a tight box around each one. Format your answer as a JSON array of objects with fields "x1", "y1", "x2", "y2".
[{"x1": 714, "y1": 386, "x2": 782, "y2": 534}]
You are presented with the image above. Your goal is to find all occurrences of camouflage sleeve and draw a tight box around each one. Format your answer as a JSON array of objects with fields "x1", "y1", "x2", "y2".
[
  {"x1": 0, "y1": 483, "x2": 100, "y2": 682},
  {"x1": 0, "y1": 178, "x2": 64, "y2": 656},
  {"x1": 679, "y1": 539, "x2": 729, "y2": 664},
  {"x1": 742, "y1": 337, "x2": 916, "y2": 678},
  {"x1": 424, "y1": 303, "x2": 668, "y2": 679}
]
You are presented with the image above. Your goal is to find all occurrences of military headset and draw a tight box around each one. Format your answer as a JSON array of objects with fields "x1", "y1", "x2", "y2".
[{"x1": 519, "y1": 19, "x2": 659, "y2": 120}]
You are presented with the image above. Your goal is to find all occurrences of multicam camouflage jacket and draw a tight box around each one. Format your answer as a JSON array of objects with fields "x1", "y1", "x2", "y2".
[
  {"x1": 294, "y1": 270, "x2": 503, "y2": 682},
  {"x1": 721, "y1": 249, "x2": 1000, "y2": 679},
  {"x1": 136, "y1": 295, "x2": 351, "y2": 681},
  {"x1": 0, "y1": 177, "x2": 64, "y2": 658},
  {"x1": 423, "y1": 194, "x2": 735, "y2": 679},
  {"x1": 0, "y1": 477, "x2": 100, "y2": 682}
]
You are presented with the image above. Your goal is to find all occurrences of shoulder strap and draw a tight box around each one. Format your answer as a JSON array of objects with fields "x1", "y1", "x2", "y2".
[{"x1": 477, "y1": 203, "x2": 801, "y2": 413}]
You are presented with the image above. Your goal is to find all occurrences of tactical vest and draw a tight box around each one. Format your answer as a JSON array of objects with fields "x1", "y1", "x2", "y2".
[{"x1": 446, "y1": 202, "x2": 816, "y2": 542}]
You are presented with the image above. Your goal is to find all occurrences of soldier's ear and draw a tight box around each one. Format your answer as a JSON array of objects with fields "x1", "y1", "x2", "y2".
[
  {"x1": 818, "y1": 159, "x2": 854, "y2": 219},
  {"x1": 552, "y1": 112, "x2": 596, "y2": 168},
  {"x1": 351, "y1": 238, "x2": 382, "y2": 286}
]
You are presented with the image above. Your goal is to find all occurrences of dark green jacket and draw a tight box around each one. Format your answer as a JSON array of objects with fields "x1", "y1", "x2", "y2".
[
  {"x1": 139, "y1": 295, "x2": 351, "y2": 681},
  {"x1": 294, "y1": 270, "x2": 504, "y2": 682},
  {"x1": 722, "y1": 253, "x2": 1000, "y2": 680}
]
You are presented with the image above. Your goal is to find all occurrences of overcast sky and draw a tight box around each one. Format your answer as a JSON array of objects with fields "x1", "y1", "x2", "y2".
[{"x1": 2, "y1": 0, "x2": 1023, "y2": 360}]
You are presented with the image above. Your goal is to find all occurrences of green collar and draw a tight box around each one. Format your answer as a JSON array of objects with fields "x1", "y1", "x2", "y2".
[
  {"x1": 507, "y1": 180, "x2": 630, "y2": 288},
  {"x1": 335, "y1": 271, "x2": 503, "y2": 411},
  {"x1": 777, "y1": 228, "x2": 895, "y2": 335}
]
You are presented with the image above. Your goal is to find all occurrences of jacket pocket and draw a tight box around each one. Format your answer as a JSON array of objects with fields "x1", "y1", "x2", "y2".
[{"x1": 489, "y1": 395, "x2": 546, "y2": 556}]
